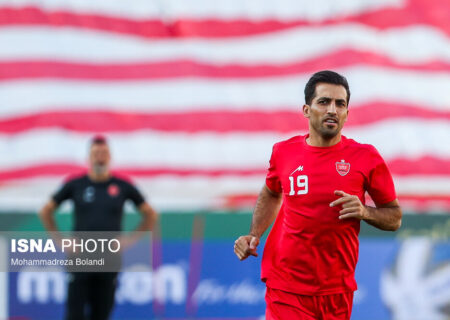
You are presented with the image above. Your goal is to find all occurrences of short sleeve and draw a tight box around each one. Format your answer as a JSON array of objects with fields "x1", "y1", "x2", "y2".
[
  {"x1": 126, "y1": 183, "x2": 145, "y2": 207},
  {"x1": 265, "y1": 144, "x2": 282, "y2": 194},
  {"x1": 366, "y1": 147, "x2": 397, "y2": 205},
  {"x1": 52, "y1": 180, "x2": 74, "y2": 205}
]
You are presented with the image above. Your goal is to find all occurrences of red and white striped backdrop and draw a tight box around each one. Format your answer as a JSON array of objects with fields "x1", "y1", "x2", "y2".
[{"x1": 0, "y1": 0, "x2": 449, "y2": 212}]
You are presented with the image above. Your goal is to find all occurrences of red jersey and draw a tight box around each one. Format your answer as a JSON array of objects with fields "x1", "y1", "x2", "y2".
[{"x1": 262, "y1": 134, "x2": 396, "y2": 295}]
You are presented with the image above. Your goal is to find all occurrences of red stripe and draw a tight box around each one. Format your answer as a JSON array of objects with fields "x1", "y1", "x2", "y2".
[
  {"x1": 0, "y1": 157, "x2": 448, "y2": 182},
  {"x1": 395, "y1": 194, "x2": 450, "y2": 212},
  {"x1": 0, "y1": 0, "x2": 448, "y2": 38},
  {"x1": 0, "y1": 104, "x2": 448, "y2": 134},
  {"x1": 0, "y1": 7, "x2": 170, "y2": 37},
  {"x1": 1, "y1": 52, "x2": 449, "y2": 81},
  {"x1": 398, "y1": 194, "x2": 450, "y2": 202},
  {"x1": 0, "y1": 164, "x2": 265, "y2": 182},
  {"x1": 388, "y1": 157, "x2": 450, "y2": 176}
]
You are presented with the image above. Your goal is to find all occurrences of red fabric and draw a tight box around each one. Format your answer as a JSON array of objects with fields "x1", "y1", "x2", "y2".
[
  {"x1": 265, "y1": 287, "x2": 353, "y2": 320},
  {"x1": 1, "y1": 0, "x2": 449, "y2": 38},
  {"x1": 262, "y1": 135, "x2": 396, "y2": 295},
  {"x1": 1, "y1": 104, "x2": 449, "y2": 135}
]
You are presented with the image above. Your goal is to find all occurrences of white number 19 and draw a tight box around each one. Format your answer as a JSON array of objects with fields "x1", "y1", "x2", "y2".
[{"x1": 289, "y1": 175, "x2": 308, "y2": 196}]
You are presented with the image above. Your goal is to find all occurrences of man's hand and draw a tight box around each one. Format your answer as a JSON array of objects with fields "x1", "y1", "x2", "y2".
[
  {"x1": 234, "y1": 235, "x2": 260, "y2": 261},
  {"x1": 117, "y1": 234, "x2": 138, "y2": 251},
  {"x1": 330, "y1": 190, "x2": 369, "y2": 220}
]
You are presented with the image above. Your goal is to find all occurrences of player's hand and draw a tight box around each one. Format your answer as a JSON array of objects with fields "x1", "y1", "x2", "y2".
[
  {"x1": 330, "y1": 190, "x2": 369, "y2": 220},
  {"x1": 234, "y1": 235, "x2": 260, "y2": 261},
  {"x1": 117, "y1": 235, "x2": 137, "y2": 251}
]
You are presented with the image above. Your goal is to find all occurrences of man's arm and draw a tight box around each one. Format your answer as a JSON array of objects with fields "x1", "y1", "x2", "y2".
[
  {"x1": 134, "y1": 202, "x2": 158, "y2": 232},
  {"x1": 39, "y1": 200, "x2": 59, "y2": 233},
  {"x1": 234, "y1": 185, "x2": 282, "y2": 261},
  {"x1": 126, "y1": 183, "x2": 158, "y2": 232},
  {"x1": 119, "y1": 202, "x2": 158, "y2": 249},
  {"x1": 330, "y1": 190, "x2": 402, "y2": 231},
  {"x1": 39, "y1": 199, "x2": 67, "y2": 247},
  {"x1": 363, "y1": 200, "x2": 402, "y2": 231}
]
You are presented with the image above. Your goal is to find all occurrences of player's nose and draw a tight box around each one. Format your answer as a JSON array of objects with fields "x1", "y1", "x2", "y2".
[{"x1": 326, "y1": 102, "x2": 337, "y2": 114}]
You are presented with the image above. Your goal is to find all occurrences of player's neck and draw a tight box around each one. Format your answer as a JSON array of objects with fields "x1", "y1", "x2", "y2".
[
  {"x1": 306, "y1": 131, "x2": 342, "y2": 147},
  {"x1": 88, "y1": 171, "x2": 111, "y2": 182}
]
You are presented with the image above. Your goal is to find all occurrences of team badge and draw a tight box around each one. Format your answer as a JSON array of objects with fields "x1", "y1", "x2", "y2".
[
  {"x1": 108, "y1": 184, "x2": 120, "y2": 197},
  {"x1": 83, "y1": 186, "x2": 95, "y2": 202},
  {"x1": 336, "y1": 160, "x2": 350, "y2": 176}
]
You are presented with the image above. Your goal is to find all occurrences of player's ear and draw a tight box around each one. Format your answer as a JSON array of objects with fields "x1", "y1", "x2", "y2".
[{"x1": 302, "y1": 104, "x2": 310, "y2": 118}]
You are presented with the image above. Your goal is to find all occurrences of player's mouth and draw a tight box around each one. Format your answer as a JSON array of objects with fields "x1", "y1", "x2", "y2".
[{"x1": 323, "y1": 117, "x2": 338, "y2": 128}]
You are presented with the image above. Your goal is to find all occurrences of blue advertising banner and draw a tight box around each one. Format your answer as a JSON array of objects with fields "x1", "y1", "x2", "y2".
[{"x1": 8, "y1": 238, "x2": 450, "y2": 319}]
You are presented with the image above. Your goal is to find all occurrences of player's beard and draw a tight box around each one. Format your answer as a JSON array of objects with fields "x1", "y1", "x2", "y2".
[
  {"x1": 319, "y1": 125, "x2": 340, "y2": 139},
  {"x1": 311, "y1": 119, "x2": 341, "y2": 140},
  {"x1": 92, "y1": 163, "x2": 108, "y2": 176}
]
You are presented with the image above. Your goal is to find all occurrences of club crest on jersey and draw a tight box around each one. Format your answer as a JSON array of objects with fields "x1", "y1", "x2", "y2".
[
  {"x1": 83, "y1": 186, "x2": 95, "y2": 202},
  {"x1": 108, "y1": 184, "x2": 120, "y2": 197},
  {"x1": 336, "y1": 160, "x2": 350, "y2": 176}
]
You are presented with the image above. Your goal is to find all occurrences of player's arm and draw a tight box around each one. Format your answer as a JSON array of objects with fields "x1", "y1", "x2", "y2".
[
  {"x1": 126, "y1": 183, "x2": 158, "y2": 233},
  {"x1": 362, "y1": 199, "x2": 402, "y2": 231},
  {"x1": 40, "y1": 180, "x2": 73, "y2": 235},
  {"x1": 119, "y1": 202, "x2": 158, "y2": 249},
  {"x1": 234, "y1": 185, "x2": 282, "y2": 260},
  {"x1": 39, "y1": 199, "x2": 60, "y2": 233},
  {"x1": 39, "y1": 199, "x2": 67, "y2": 248},
  {"x1": 135, "y1": 202, "x2": 158, "y2": 232},
  {"x1": 330, "y1": 191, "x2": 402, "y2": 231}
]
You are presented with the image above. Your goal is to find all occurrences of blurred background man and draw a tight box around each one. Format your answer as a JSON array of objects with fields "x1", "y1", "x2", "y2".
[{"x1": 39, "y1": 135, "x2": 157, "y2": 320}]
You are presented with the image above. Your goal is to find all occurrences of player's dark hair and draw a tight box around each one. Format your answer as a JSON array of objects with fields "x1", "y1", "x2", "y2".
[
  {"x1": 90, "y1": 135, "x2": 107, "y2": 146},
  {"x1": 304, "y1": 70, "x2": 350, "y2": 106}
]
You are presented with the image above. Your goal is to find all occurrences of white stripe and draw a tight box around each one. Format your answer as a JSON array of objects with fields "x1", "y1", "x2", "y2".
[
  {"x1": 0, "y1": 120, "x2": 449, "y2": 169},
  {"x1": 0, "y1": 0, "x2": 405, "y2": 21},
  {"x1": 0, "y1": 129, "x2": 284, "y2": 169},
  {"x1": 1, "y1": 67, "x2": 450, "y2": 119},
  {"x1": 0, "y1": 25, "x2": 449, "y2": 63},
  {"x1": 0, "y1": 176, "x2": 265, "y2": 211},
  {"x1": 394, "y1": 176, "x2": 450, "y2": 195},
  {"x1": 0, "y1": 175, "x2": 447, "y2": 212},
  {"x1": 343, "y1": 119, "x2": 450, "y2": 160}
]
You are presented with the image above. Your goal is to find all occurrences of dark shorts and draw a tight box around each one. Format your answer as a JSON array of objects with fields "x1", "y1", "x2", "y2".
[
  {"x1": 65, "y1": 272, "x2": 118, "y2": 320},
  {"x1": 265, "y1": 286, "x2": 354, "y2": 320}
]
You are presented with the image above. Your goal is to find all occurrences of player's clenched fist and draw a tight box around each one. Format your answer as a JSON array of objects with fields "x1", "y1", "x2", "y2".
[{"x1": 234, "y1": 235, "x2": 260, "y2": 260}]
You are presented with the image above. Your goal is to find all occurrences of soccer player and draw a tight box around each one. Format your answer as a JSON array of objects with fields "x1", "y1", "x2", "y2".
[
  {"x1": 39, "y1": 135, "x2": 157, "y2": 320},
  {"x1": 234, "y1": 71, "x2": 402, "y2": 320}
]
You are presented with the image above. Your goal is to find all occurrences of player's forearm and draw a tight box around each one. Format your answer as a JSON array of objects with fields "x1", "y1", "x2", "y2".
[
  {"x1": 118, "y1": 203, "x2": 157, "y2": 250},
  {"x1": 134, "y1": 203, "x2": 158, "y2": 233},
  {"x1": 363, "y1": 205, "x2": 402, "y2": 231},
  {"x1": 39, "y1": 201, "x2": 59, "y2": 233},
  {"x1": 133, "y1": 214, "x2": 154, "y2": 233},
  {"x1": 249, "y1": 185, "x2": 282, "y2": 238}
]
